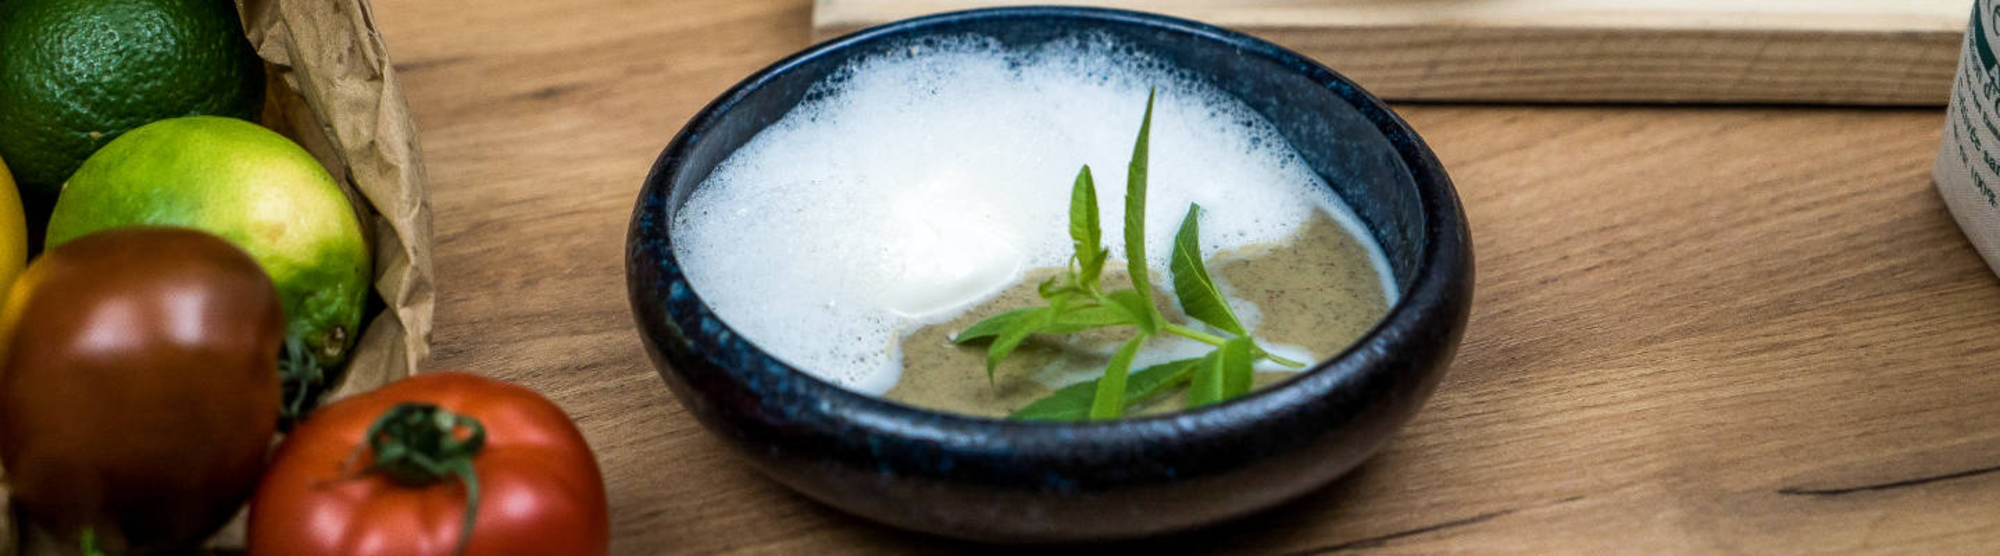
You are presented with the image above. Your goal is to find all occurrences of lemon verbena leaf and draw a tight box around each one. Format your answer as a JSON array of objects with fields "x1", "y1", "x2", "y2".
[
  {"x1": 1169, "y1": 204, "x2": 1248, "y2": 336},
  {"x1": 1219, "y1": 336, "x2": 1254, "y2": 398},
  {"x1": 984, "y1": 307, "x2": 1052, "y2": 383},
  {"x1": 1186, "y1": 349, "x2": 1226, "y2": 408},
  {"x1": 953, "y1": 307, "x2": 1042, "y2": 344},
  {"x1": 1088, "y1": 334, "x2": 1149, "y2": 420},
  {"x1": 1070, "y1": 165, "x2": 1106, "y2": 289},
  {"x1": 1121, "y1": 90, "x2": 1161, "y2": 327},
  {"x1": 1102, "y1": 288, "x2": 1158, "y2": 335},
  {"x1": 1008, "y1": 357, "x2": 1202, "y2": 421},
  {"x1": 1042, "y1": 304, "x2": 1135, "y2": 334}
]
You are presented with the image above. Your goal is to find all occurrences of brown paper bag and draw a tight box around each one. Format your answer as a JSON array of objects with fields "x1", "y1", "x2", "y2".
[
  {"x1": 239, "y1": 0, "x2": 434, "y2": 404},
  {"x1": 3, "y1": 0, "x2": 434, "y2": 552}
]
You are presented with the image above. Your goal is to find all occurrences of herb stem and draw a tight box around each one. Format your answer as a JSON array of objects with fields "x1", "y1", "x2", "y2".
[
  {"x1": 1162, "y1": 323, "x2": 1228, "y2": 346},
  {"x1": 1261, "y1": 351, "x2": 1308, "y2": 369},
  {"x1": 1162, "y1": 324, "x2": 1309, "y2": 369}
]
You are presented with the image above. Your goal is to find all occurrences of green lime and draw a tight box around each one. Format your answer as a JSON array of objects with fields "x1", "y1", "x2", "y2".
[
  {"x1": 0, "y1": 0, "x2": 265, "y2": 214},
  {"x1": 47, "y1": 117, "x2": 370, "y2": 411}
]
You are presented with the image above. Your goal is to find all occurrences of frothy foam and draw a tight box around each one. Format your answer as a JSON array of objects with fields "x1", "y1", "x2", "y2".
[{"x1": 672, "y1": 36, "x2": 1391, "y2": 395}]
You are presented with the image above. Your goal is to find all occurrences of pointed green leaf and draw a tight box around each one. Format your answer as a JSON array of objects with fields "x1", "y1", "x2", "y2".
[
  {"x1": 1169, "y1": 204, "x2": 1248, "y2": 336},
  {"x1": 1219, "y1": 337, "x2": 1255, "y2": 398},
  {"x1": 1087, "y1": 335, "x2": 1149, "y2": 420},
  {"x1": 1037, "y1": 275, "x2": 1068, "y2": 301},
  {"x1": 1008, "y1": 385, "x2": 1096, "y2": 422},
  {"x1": 1123, "y1": 357, "x2": 1203, "y2": 404},
  {"x1": 1121, "y1": 91, "x2": 1161, "y2": 326},
  {"x1": 953, "y1": 307, "x2": 1043, "y2": 344},
  {"x1": 1008, "y1": 358, "x2": 1202, "y2": 421},
  {"x1": 1102, "y1": 288, "x2": 1158, "y2": 335},
  {"x1": 1046, "y1": 282, "x2": 1073, "y2": 314},
  {"x1": 1128, "y1": 358, "x2": 1200, "y2": 406},
  {"x1": 1042, "y1": 304, "x2": 1135, "y2": 334},
  {"x1": 984, "y1": 308, "x2": 1052, "y2": 382},
  {"x1": 1070, "y1": 166, "x2": 1106, "y2": 288},
  {"x1": 1186, "y1": 350, "x2": 1226, "y2": 408},
  {"x1": 1186, "y1": 340, "x2": 1253, "y2": 407}
]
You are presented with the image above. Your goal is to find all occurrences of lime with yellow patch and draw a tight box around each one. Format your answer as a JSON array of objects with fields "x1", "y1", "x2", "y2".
[{"x1": 46, "y1": 116, "x2": 369, "y2": 414}]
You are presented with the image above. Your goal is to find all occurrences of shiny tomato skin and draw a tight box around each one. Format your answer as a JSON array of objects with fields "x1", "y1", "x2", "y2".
[
  {"x1": 0, "y1": 227, "x2": 284, "y2": 552},
  {"x1": 247, "y1": 372, "x2": 608, "y2": 556}
]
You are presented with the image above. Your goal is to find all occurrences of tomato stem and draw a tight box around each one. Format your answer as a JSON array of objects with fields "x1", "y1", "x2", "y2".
[
  {"x1": 279, "y1": 334, "x2": 325, "y2": 423},
  {"x1": 361, "y1": 403, "x2": 486, "y2": 556}
]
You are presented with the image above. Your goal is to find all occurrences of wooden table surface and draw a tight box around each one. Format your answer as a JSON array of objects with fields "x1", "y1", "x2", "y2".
[{"x1": 369, "y1": 0, "x2": 2000, "y2": 553}]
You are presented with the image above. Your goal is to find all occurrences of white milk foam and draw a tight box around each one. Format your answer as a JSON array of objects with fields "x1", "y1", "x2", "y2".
[{"x1": 672, "y1": 36, "x2": 1395, "y2": 395}]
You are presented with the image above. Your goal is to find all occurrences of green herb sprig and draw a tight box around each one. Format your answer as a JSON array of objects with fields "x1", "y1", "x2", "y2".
[{"x1": 953, "y1": 91, "x2": 1305, "y2": 421}]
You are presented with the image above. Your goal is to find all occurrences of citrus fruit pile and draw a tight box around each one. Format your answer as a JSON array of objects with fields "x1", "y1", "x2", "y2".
[
  {"x1": 0, "y1": 0, "x2": 478, "y2": 552},
  {"x1": 0, "y1": 0, "x2": 371, "y2": 412}
]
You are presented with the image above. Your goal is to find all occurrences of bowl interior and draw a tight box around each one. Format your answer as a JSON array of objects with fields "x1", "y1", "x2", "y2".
[
  {"x1": 642, "y1": 8, "x2": 1447, "y2": 430},
  {"x1": 662, "y1": 13, "x2": 1426, "y2": 301}
]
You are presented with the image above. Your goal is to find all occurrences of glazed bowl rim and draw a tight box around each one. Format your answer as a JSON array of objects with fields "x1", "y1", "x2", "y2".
[{"x1": 630, "y1": 6, "x2": 1465, "y2": 436}]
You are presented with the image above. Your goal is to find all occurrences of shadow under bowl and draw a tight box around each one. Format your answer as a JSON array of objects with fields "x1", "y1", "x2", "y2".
[{"x1": 626, "y1": 6, "x2": 1473, "y2": 543}]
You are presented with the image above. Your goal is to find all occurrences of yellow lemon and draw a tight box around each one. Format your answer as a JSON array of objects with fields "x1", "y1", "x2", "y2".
[{"x1": 0, "y1": 155, "x2": 26, "y2": 293}]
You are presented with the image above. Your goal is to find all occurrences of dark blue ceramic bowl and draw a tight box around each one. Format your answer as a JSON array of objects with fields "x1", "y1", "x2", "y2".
[{"x1": 627, "y1": 6, "x2": 1472, "y2": 542}]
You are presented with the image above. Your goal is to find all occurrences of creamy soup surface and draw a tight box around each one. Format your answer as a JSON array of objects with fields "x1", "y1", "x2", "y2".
[{"x1": 670, "y1": 35, "x2": 1396, "y2": 412}]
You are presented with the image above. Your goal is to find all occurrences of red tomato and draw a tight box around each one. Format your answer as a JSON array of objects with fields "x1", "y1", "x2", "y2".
[{"x1": 246, "y1": 372, "x2": 608, "y2": 556}]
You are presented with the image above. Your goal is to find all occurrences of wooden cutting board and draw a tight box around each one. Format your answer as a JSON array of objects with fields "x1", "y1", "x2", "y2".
[{"x1": 813, "y1": 0, "x2": 1971, "y2": 106}]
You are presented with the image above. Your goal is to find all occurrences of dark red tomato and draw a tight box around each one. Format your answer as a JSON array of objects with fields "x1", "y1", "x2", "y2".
[
  {"x1": 247, "y1": 371, "x2": 608, "y2": 556},
  {"x1": 0, "y1": 227, "x2": 284, "y2": 552}
]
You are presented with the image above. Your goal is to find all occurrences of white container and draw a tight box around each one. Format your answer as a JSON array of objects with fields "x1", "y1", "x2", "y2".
[{"x1": 1939, "y1": 0, "x2": 2000, "y2": 278}]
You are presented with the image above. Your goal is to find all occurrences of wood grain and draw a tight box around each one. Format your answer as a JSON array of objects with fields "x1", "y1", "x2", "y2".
[
  {"x1": 367, "y1": 0, "x2": 2000, "y2": 553},
  {"x1": 815, "y1": 0, "x2": 1970, "y2": 106}
]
